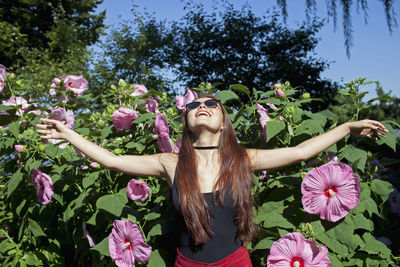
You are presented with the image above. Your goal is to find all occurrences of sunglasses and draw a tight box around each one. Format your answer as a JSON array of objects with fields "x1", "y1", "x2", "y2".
[{"x1": 186, "y1": 99, "x2": 220, "y2": 111}]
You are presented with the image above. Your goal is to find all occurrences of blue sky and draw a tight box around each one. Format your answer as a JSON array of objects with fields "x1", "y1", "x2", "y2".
[{"x1": 95, "y1": 0, "x2": 400, "y2": 100}]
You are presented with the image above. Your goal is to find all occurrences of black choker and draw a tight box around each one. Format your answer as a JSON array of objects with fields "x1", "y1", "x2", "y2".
[{"x1": 193, "y1": 146, "x2": 219, "y2": 150}]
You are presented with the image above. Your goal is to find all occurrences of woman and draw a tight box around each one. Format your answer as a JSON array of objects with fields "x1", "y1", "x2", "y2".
[{"x1": 36, "y1": 95, "x2": 388, "y2": 266}]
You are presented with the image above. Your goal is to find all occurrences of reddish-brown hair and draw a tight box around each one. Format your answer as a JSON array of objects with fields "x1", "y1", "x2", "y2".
[{"x1": 176, "y1": 95, "x2": 258, "y2": 245}]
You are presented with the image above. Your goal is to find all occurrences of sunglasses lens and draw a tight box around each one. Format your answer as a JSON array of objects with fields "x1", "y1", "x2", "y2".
[
  {"x1": 186, "y1": 99, "x2": 219, "y2": 110},
  {"x1": 205, "y1": 100, "x2": 218, "y2": 107},
  {"x1": 186, "y1": 102, "x2": 200, "y2": 110}
]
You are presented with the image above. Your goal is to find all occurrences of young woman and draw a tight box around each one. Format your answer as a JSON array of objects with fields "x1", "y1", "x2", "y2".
[{"x1": 36, "y1": 96, "x2": 388, "y2": 266}]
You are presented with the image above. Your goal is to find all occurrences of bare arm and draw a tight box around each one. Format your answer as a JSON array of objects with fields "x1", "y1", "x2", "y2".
[
  {"x1": 36, "y1": 118, "x2": 175, "y2": 183},
  {"x1": 248, "y1": 120, "x2": 388, "y2": 172}
]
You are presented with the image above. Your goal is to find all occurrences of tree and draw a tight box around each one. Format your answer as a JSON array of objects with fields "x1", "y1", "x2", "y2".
[
  {"x1": 0, "y1": 0, "x2": 106, "y2": 100},
  {"x1": 274, "y1": 0, "x2": 398, "y2": 58},
  {"x1": 167, "y1": 4, "x2": 337, "y2": 111},
  {"x1": 89, "y1": 13, "x2": 174, "y2": 109},
  {"x1": 0, "y1": 0, "x2": 106, "y2": 66}
]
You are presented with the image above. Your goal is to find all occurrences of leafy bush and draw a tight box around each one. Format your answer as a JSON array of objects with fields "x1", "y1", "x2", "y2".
[{"x1": 0, "y1": 72, "x2": 399, "y2": 266}]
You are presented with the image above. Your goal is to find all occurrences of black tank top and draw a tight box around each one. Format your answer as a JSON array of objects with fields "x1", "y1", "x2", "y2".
[{"x1": 172, "y1": 179, "x2": 242, "y2": 263}]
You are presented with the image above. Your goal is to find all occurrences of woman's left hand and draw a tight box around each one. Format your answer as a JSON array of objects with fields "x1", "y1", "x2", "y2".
[{"x1": 348, "y1": 119, "x2": 389, "y2": 140}]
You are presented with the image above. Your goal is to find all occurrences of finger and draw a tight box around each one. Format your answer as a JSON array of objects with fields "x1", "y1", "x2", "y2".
[
  {"x1": 372, "y1": 121, "x2": 389, "y2": 132},
  {"x1": 40, "y1": 118, "x2": 60, "y2": 125},
  {"x1": 36, "y1": 124, "x2": 51, "y2": 129},
  {"x1": 376, "y1": 132, "x2": 386, "y2": 138},
  {"x1": 37, "y1": 129, "x2": 51, "y2": 135}
]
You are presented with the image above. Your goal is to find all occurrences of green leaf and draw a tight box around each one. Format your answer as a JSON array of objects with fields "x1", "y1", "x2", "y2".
[
  {"x1": 148, "y1": 224, "x2": 162, "y2": 238},
  {"x1": 8, "y1": 121, "x2": 20, "y2": 139},
  {"x1": 16, "y1": 199, "x2": 26, "y2": 217},
  {"x1": 147, "y1": 249, "x2": 166, "y2": 267},
  {"x1": 351, "y1": 214, "x2": 373, "y2": 231},
  {"x1": 7, "y1": 169, "x2": 23, "y2": 198},
  {"x1": 327, "y1": 253, "x2": 343, "y2": 267},
  {"x1": 326, "y1": 221, "x2": 356, "y2": 250},
  {"x1": 144, "y1": 212, "x2": 161, "y2": 221},
  {"x1": 100, "y1": 125, "x2": 113, "y2": 141},
  {"x1": 96, "y1": 193, "x2": 128, "y2": 217},
  {"x1": 361, "y1": 232, "x2": 391, "y2": 258},
  {"x1": 24, "y1": 252, "x2": 42, "y2": 265},
  {"x1": 215, "y1": 90, "x2": 240, "y2": 104},
  {"x1": 63, "y1": 190, "x2": 91, "y2": 222},
  {"x1": 362, "y1": 198, "x2": 379, "y2": 217},
  {"x1": 258, "y1": 201, "x2": 285, "y2": 220},
  {"x1": 82, "y1": 171, "x2": 99, "y2": 188},
  {"x1": 75, "y1": 127, "x2": 90, "y2": 136},
  {"x1": 294, "y1": 119, "x2": 324, "y2": 136},
  {"x1": 24, "y1": 158, "x2": 42, "y2": 173},
  {"x1": 375, "y1": 122, "x2": 397, "y2": 151},
  {"x1": 28, "y1": 219, "x2": 46, "y2": 237},
  {"x1": 45, "y1": 142, "x2": 59, "y2": 159},
  {"x1": 230, "y1": 84, "x2": 250, "y2": 95},
  {"x1": 132, "y1": 112, "x2": 156, "y2": 124},
  {"x1": 318, "y1": 232, "x2": 348, "y2": 256},
  {"x1": 338, "y1": 89, "x2": 350, "y2": 95},
  {"x1": 339, "y1": 145, "x2": 367, "y2": 171},
  {"x1": 125, "y1": 141, "x2": 146, "y2": 152},
  {"x1": 266, "y1": 120, "x2": 285, "y2": 142},
  {"x1": 263, "y1": 214, "x2": 294, "y2": 229},
  {"x1": 367, "y1": 94, "x2": 395, "y2": 103},
  {"x1": 253, "y1": 237, "x2": 274, "y2": 250},
  {"x1": 370, "y1": 179, "x2": 393, "y2": 202},
  {"x1": 91, "y1": 236, "x2": 110, "y2": 257}
]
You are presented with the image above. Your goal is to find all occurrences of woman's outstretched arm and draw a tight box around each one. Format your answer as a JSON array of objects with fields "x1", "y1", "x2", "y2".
[
  {"x1": 36, "y1": 118, "x2": 174, "y2": 182},
  {"x1": 247, "y1": 120, "x2": 388, "y2": 172}
]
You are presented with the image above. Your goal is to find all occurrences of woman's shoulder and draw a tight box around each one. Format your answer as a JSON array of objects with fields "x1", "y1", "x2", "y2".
[
  {"x1": 158, "y1": 153, "x2": 178, "y2": 185},
  {"x1": 159, "y1": 152, "x2": 179, "y2": 164}
]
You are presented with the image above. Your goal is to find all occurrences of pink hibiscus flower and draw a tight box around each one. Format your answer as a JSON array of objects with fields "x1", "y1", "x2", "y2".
[
  {"x1": 63, "y1": 75, "x2": 88, "y2": 96},
  {"x1": 276, "y1": 89, "x2": 284, "y2": 98},
  {"x1": 174, "y1": 138, "x2": 182, "y2": 153},
  {"x1": 255, "y1": 103, "x2": 270, "y2": 141},
  {"x1": 153, "y1": 112, "x2": 173, "y2": 152},
  {"x1": 2, "y1": 96, "x2": 29, "y2": 116},
  {"x1": 108, "y1": 220, "x2": 152, "y2": 267},
  {"x1": 45, "y1": 107, "x2": 75, "y2": 148},
  {"x1": 266, "y1": 103, "x2": 278, "y2": 110},
  {"x1": 112, "y1": 108, "x2": 138, "y2": 131},
  {"x1": 302, "y1": 162, "x2": 360, "y2": 222},
  {"x1": 126, "y1": 179, "x2": 150, "y2": 202},
  {"x1": 0, "y1": 64, "x2": 6, "y2": 93},
  {"x1": 267, "y1": 232, "x2": 330, "y2": 267},
  {"x1": 130, "y1": 84, "x2": 148, "y2": 96},
  {"x1": 175, "y1": 88, "x2": 198, "y2": 110},
  {"x1": 31, "y1": 169, "x2": 54, "y2": 205},
  {"x1": 14, "y1": 145, "x2": 24, "y2": 153}
]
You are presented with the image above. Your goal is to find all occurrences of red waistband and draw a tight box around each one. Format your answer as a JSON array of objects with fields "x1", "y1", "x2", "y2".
[{"x1": 174, "y1": 245, "x2": 252, "y2": 267}]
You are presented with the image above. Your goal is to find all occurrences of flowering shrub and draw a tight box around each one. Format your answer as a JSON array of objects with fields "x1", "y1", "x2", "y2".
[
  {"x1": 0, "y1": 74, "x2": 399, "y2": 266},
  {"x1": 301, "y1": 162, "x2": 360, "y2": 222},
  {"x1": 127, "y1": 179, "x2": 150, "y2": 202},
  {"x1": 267, "y1": 232, "x2": 330, "y2": 266}
]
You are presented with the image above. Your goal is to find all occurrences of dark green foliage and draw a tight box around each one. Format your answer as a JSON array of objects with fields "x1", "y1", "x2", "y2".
[
  {"x1": 0, "y1": 0, "x2": 106, "y2": 66},
  {"x1": 166, "y1": 4, "x2": 337, "y2": 111}
]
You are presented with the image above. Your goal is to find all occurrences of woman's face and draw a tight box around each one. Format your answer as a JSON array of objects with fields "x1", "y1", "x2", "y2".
[{"x1": 186, "y1": 97, "x2": 224, "y2": 134}]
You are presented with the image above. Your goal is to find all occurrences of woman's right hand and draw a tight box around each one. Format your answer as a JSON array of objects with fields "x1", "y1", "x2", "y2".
[{"x1": 36, "y1": 118, "x2": 71, "y2": 141}]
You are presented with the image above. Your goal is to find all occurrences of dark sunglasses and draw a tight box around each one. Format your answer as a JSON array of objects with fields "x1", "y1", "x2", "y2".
[{"x1": 186, "y1": 99, "x2": 220, "y2": 111}]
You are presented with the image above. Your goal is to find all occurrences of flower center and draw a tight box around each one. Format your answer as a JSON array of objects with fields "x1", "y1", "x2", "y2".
[
  {"x1": 122, "y1": 240, "x2": 131, "y2": 250},
  {"x1": 290, "y1": 256, "x2": 304, "y2": 267},
  {"x1": 324, "y1": 185, "x2": 337, "y2": 198}
]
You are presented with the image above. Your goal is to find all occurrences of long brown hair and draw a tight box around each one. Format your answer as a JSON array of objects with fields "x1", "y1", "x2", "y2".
[{"x1": 176, "y1": 95, "x2": 258, "y2": 245}]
